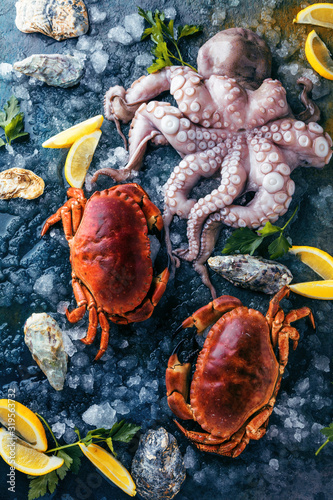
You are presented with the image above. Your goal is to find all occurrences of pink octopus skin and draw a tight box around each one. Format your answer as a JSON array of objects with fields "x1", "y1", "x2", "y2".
[{"x1": 96, "y1": 28, "x2": 332, "y2": 297}]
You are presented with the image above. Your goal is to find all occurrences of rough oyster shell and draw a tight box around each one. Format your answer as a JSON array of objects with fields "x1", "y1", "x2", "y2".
[
  {"x1": 24, "y1": 313, "x2": 68, "y2": 391},
  {"x1": 131, "y1": 427, "x2": 186, "y2": 500},
  {"x1": 15, "y1": 0, "x2": 89, "y2": 41},
  {"x1": 13, "y1": 54, "x2": 85, "y2": 88},
  {"x1": 0, "y1": 168, "x2": 44, "y2": 200},
  {"x1": 208, "y1": 254, "x2": 293, "y2": 294}
]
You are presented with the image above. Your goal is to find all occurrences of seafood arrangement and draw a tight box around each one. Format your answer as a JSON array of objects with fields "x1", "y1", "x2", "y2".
[
  {"x1": 1, "y1": 2, "x2": 333, "y2": 499},
  {"x1": 99, "y1": 27, "x2": 332, "y2": 295},
  {"x1": 13, "y1": 54, "x2": 85, "y2": 88},
  {"x1": 24, "y1": 313, "x2": 68, "y2": 391},
  {"x1": 15, "y1": 0, "x2": 89, "y2": 41}
]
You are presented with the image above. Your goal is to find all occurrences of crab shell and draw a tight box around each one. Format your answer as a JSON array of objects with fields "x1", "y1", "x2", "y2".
[
  {"x1": 191, "y1": 307, "x2": 278, "y2": 439},
  {"x1": 166, "y1": 288, "x2": 314, "y2": 456},
  {"x1": 72, "y1": 189, "x2": 154, "y2": 315}
]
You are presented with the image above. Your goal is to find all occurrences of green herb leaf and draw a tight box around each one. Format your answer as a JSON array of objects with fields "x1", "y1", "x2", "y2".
[
  {"x1": 106, "y1": 436, "x2": 116, "y2": 456},
  {"x1": 268, "y1": 234, "x2": 292, "y2": 259},
  {"x1": 28, "y1": 471, "x2": 59, "y2": 500},
  {"x1": 0, "y1": 95, "x2": 28, "y2": 146},
  {"x1": 138, "y1": 7, "x2": 200, "y2": 72},
  {"x1": 321, "y1": 423, "x2": 333, "y2": 441},
  {"x1": 0, "y1": 137, "x2": 5, "y2": 148},
  {"x1": 222, "y1": 227, "x2": 264, "y2": 256},
  {"x1": 57, "y1": 450, "x2": 73, "y2": 469},
  {"x1": 177, "y1": 24, "x2": 202, "y2": 40},
  {"x1": 65, "y1": 445, "x2": 82, "y2": 474},
  {"x1": 257, "y1": 221, "x2": 282, "y2": 237},
  {"x1": 112, "y1": 421, "x2": 141, "y2": 443}
]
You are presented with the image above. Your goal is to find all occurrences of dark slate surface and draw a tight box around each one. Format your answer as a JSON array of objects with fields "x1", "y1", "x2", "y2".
[{"x1": 0, "y1": 1, "x2": 333, "y2": 499}]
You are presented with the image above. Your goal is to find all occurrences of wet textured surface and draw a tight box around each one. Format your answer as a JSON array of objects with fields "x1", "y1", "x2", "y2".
[{"x1": 0, "y1": 0, "x2": 333, "y2": 499}]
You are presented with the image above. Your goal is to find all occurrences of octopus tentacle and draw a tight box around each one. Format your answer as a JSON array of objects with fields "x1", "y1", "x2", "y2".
[{"x1": 175, "y1": 142, "x2": 248, "y2": 262}]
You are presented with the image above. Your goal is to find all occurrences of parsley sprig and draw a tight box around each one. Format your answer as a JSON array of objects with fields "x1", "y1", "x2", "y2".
[
  {"x1": 0, "y1": 95, "x2": 29, "y2": 147},
  {"x1": 27, "y1": 413, "x2": 140, "y2": 500},
  {"x1": 222, "y1": 207, "x2": 298, "y2": 260},
  {"x1": 316, "y1": 423, "x2": 333, "y2": 455},
  {"x1": 138, "y1": 8, "x2": 201, "y2": 73}
]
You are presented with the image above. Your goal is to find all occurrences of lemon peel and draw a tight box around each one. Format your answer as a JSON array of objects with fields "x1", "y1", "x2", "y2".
[
  {"x1": 42, "y1": 115, "x2": 103, "y2": 148},
  {"x1": 79, "y1": 443, "x2": 136, "y2": 496},
  {"x1": 294, "y1": 3, "x2": 333, "y2": 29}
]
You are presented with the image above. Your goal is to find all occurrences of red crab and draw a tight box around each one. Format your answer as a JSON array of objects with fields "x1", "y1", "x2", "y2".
[
  {"x1": 42, "y1": 183, "x2": 169, "y2": 360},
  {"x1": 166, "y1": 287, "x2": 314, "y2": 456}
]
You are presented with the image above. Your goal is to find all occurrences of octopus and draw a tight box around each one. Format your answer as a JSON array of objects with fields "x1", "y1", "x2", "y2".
[{"x1": 94, "y1": 28, "x2": 332, "y2": 297}]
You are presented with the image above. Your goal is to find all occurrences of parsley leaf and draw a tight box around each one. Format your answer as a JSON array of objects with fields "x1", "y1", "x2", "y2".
[
  {"x1": 222, "y1": 227, "x2": 264, "y2": 255},
  {"x1": 28, "y1": 471, "x2": 58, "y2": 500},
  {"x1": 138, "y1": 7, "x2": 201, "y2": 73},
  {"x1": 111, "y1": 420, "x2": 141, "y2": 443},
  {"x1": 221, "y1": 206, "x2": 298, "y2": 259},
  {"x1": 316, "y1": 423, "x2": 333, "y2": 455},
  {"x1": 0, "y1": 95, "x2": 29, "y2": 147}
]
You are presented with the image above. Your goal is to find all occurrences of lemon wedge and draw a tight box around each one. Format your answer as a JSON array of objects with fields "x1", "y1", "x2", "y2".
[
  {"x1": 305, "y1": 30, "x2": 333, "y2": 80},
  {"x1": 42, "y1": 115, "x2": 104, "y2": 148},
  {"x1": 0, "y1": 428, "x2": 63, "y2": 476},
  {"x1": 0, "y1": 399, "x2": 47, "y2": 451},
  {"x1": 289, "y1": 280, "x2": 333, "y2": 299},
  {"x1": 289, "y1": 246, "x2": 333, "y2": 280},
  {"x1": 64, "y1": 130, "x2": 102, "y2": 188},
  {"x1": 79, "y1": 443, "x2": 136, "y2": 496},
  {"x1": 294, "y1": 3, "x2": 333, "y2": 29}
]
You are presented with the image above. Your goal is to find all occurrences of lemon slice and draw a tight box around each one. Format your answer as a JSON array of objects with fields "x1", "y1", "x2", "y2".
[
  {"x1": 43, "y1": 115, "x2": 104, "y2": 148},
  {"x1": 289, "y1": 246, "x2": 333, "y2": 280},
  {"x1": 294, "y1": 3, "x2": 333, "y2": 29},
  {"x1": 64, "y1": 130, "x2": 102, "y2": 188},
  {"x1": 0, "y1": 428, "x2": 63, "y2": 476},
  {"x1": 305, "y1": 30, "x2": 333, "y2": 80},
  {"x1": 79, "y1": 443, "x2": 136, "y2": 496},
  {"x1": 0, "y1": 399, "x2": 47, "y2": 451},
  {"x1": 289, "y1": 280, "x2": 333, "y2": 299}
]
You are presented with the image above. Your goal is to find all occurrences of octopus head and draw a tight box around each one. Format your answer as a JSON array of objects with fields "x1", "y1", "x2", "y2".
[{"x1": 197, "y1": 28, "x2": 272, "y2": 90}]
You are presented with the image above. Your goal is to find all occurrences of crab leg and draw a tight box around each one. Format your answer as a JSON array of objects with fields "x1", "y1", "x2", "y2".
[
  {"x1": 166, "y1": 350, "x2": 194, "y2": 421},
  {"x1": 177, "y1": 295, "x2": 242, "y2": 334},
  {"x1": 94, "y1": 312, "x2": 110, "y2": 361},
  {"x1": 265, "y1": 285, "x2": 290, "y2": 328},
  {"x1": 41, "y1": 188, "x2": 86, "y2": 238},
  {"x1": 110, "y1": 268, "x2": 170, "y2": 324},
  {"x1": 65, "y1": 278, "x2": 88, "y2": 322},
  {"x1": 173, "y1": 421, "x2": 227, "y2": 445}
]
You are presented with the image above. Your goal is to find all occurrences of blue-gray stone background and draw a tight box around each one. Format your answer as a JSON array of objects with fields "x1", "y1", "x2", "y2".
[{"x1": 0, "y1": 0, "x2": 333, "y2": 499}]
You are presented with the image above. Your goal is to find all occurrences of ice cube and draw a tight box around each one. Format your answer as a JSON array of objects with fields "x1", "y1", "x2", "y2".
[
  {"x1": 108, "y1": 26, "x2": 133, "y2": 45},
  {"x1": 82, "y1": 402, "x2": 117, "y2": 428},
  {"x1": 90, "y1": 6, "x2": 107, "y2": 23},
  {"x1": 91, "y1": 51, "x2": 109, "y2": 74},
  {"x1": 124, "y1": 14, "x2": 145, "y2": 42},
  {"x1": 52, "y1": 422, "x2": 66, "y2": 439}
]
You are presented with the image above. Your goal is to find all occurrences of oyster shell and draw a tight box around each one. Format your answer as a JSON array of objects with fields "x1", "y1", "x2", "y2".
[
  {"x1": 131, "y1": 427, "x2": 186, "y2": 500},
  {"x1": 0, "y1": 168, "x2": 44, "y2": 200},
  {"x1": 13, "y1": 54, "x2": 85, "y2": 88},
  {"x1": 24, "y1": 313, "x2": 68, "y2": 391},
  {"x1": 208, "y1": 254, "x2": 293, "y2": 294},
  {"x1": 15, "y1": 0, "x2": 89, "y2": 41}
]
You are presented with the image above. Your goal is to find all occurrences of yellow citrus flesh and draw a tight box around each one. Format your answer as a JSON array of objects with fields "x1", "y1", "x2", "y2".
[
  {"x1": 42, "y1": 115, "x2": 104, "y2": 148},
  {"x1": 64, "y1": 130, "x2": 102, "y2": 188},
  {"x1": 294, "y1": 3, "x2": 333, "y2": 29},
  {"x1": 289, "y1": 280, "x2": 333, "y2": 299},
  {"x1": 289, "y1": 246, "x2": 333, "y2": 280},
  {"x1": 79, "y1": 443, "x2": 136, "y2": 496},
  {"x1": 305, "y1": 30, "x2": 333, "y2": 80},
  {"x1": 0, "y1": 399, "x2": 47, "y2": 451},
  {"x1": 0, "y1": 428, "x2": 63, "y2": 476}
]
